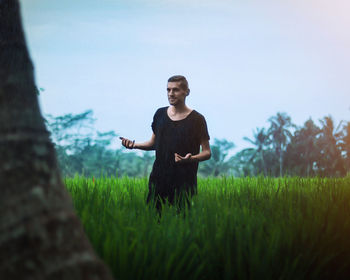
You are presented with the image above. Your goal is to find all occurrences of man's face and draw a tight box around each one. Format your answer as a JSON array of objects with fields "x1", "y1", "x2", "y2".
[{"x1": 167, "y1": 82, "x2": 188, "y2": 106}]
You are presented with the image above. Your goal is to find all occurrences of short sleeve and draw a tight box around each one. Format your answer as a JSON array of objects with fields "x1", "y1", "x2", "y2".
[
  {"x1": 151, "y1": 108, "x2": 160, "y2": 134},
  {"x1": 151, "y1": 113, "x2": 156, "y2": 134},
  {"x1": 197, "y1": 114, "x2": 210, "y2": 142}
]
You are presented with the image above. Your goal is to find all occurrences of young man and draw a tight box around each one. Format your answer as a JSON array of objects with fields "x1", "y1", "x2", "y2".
[{"x1": 121, "y1": 75, "x2": 211, "y2": 211}]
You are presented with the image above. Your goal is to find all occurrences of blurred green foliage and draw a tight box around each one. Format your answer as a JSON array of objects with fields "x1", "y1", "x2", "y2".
[{"x1": 45, "y1": 110, "x2": 350, "y2": 177}]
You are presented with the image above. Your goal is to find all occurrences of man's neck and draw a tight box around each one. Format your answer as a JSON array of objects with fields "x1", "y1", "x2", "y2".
[{"x1": 170, "y1": 103, "x2": 190, "y2": 114}]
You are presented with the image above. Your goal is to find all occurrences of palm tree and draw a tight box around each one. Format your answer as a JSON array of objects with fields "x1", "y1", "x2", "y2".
[
  {"x1": 233, "y1": 148, "x2": 257, "y2": 176},
  {"x1": 199, "y1": 138, "x2": 235, "y2": 176},
  {"x1": 0, "y1": 1, "x2": 113, "y2": 279},
  {"x1": 284, "y1": 118, "x2": 321, "y2": 176},
  {"x1": 302, "y1": 119, "x2": 321, "y2": 176},
  {"x1": 268, "y1": 112, "x2": 295, "y2": 177},
  {"x1": 243, "y1": 127, "x2": 270, "y2": 175},
  {"x1": 317, "y1": 116, "x2": 345, "y2": 176},
  {"x1": 339, "y1": 121, "x2": 350, "y2": 172}
]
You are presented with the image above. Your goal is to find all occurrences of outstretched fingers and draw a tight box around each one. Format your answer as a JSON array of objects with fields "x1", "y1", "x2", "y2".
[
  {"x1": 174, "y1": 153, "x2": 192, "y2": 163},
  {"x1": 174, "y1": 153, "x2": 182, "y2": 162},
  {"x1": 120, "y1": 137, "x2": 135, "y2": 149}
]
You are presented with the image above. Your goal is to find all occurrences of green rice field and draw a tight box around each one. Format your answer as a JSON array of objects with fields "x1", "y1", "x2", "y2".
[{"x1": 65, "y1": 176, "x2": 350, "y2": 280}]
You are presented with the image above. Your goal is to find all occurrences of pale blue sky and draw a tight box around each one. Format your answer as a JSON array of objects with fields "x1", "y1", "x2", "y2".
[{"x1": 20, "y1": 0, "x2": 350, "y2": 151}]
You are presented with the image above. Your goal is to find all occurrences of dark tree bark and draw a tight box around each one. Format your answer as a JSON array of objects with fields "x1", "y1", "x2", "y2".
[{"x1": 0, "y1": 1, "x2": 114, "y2": 279}]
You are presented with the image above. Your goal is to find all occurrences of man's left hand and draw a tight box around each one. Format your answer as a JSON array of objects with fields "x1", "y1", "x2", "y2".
[{"x1": 175, "y1": 153, "x2": 192, "y2": 163}]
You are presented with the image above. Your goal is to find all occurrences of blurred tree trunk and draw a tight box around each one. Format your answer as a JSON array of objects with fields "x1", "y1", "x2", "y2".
[
  {"x1": 279, "y1": 151, "x2": 283, "y2": 177},
  {"x1": 260, "y1": 151, "x2": 267, "y2": 176},
  {"x1": 0, "y1": 1, "x2": 114, "y2": 279}
]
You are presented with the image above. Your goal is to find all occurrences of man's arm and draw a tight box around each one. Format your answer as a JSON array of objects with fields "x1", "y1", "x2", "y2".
[
  {"x1": 120, "y1": 133, "x2": 156, "y2": 151},
  {"x1": 174, "y1": 139, "x2": 211, "y2": 163},
  {"x1": 192, "y1": 139, "x2": 211, "y2": 162}
]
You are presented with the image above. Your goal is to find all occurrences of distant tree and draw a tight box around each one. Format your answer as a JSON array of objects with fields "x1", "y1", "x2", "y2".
[
  {"x1": 0, "y1": 1, "x2": 113, "y2": 278},
  {"x1": 80, "y1": 144, "x2": 117, "y2": 177},
  {"x1": 45, "y1": 110, "x2": 96, "y2": 175},
  {"x1": 232, "y1": 149, "x2": 256, "y2": 176},
  {"x1": 243, "y1": 127, "x2": 270, "y2": 175},
  {"x1": 140, "y1": 151, "x2": 155, "y2": 177},
  {"x1": 86, "y1": 131, "x2": 119, "y2": 176},
  {"x1": 284, "y1": 118, "x2": 321, "y2": 176},
  {"x1": 262, "y1": 149, "x2": 280, "y2": 176},
  {"x1": 45, "y1": 109, "x2": 96, "y2": 153},
  {"x1": 316, "y1": 116, "x2": 345, "y2": 176},
  {"x1": 45, "y1": 111, "x2": 119, "y2": 177},
  {"x1": 199, "y1": 138, "x2": 235, "y2": 176},
  {"x1": 338, "y1": 121, "x2": 350, "y2": 172},
  {"x1": 268, "y1": 112, "x2": 295, "y2": 177}
]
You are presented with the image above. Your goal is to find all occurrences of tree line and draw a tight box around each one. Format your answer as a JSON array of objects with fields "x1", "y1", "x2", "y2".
[
  {"x1": 45, "y1": 110, "x2": 350, "y2": 178},
  {"x1": 233, "y1": 113, "x2": 349, "y2": 177}
]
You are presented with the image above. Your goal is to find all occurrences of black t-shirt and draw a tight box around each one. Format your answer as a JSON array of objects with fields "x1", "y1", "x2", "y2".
[{"x1": 149, "y1": 106, "x2": 210, "y2": 197}]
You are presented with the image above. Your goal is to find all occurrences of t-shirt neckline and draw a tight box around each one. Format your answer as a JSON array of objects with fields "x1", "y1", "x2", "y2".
[{"x1": 166, "y1": 106, "x2": 195, "y2": 122}]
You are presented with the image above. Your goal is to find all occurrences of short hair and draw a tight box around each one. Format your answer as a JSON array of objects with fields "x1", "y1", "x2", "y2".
[{"x1": 167, "y1": 75, "x2": 189, "y2": 93}]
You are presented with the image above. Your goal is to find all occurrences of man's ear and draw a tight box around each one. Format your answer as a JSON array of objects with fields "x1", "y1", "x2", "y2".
[{"x1": 187, "y1": 89, "x2": 190, "y2": 96}]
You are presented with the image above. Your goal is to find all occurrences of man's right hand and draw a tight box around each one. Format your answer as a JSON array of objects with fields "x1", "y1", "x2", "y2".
[{"x1": 120, "y1": 137, "x2": 135, "y2": 149}]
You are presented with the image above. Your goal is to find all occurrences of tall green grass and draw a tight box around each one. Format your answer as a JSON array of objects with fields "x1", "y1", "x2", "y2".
[{"x1": 65, "y1": 176, "x2": 350, "y2": 280}]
